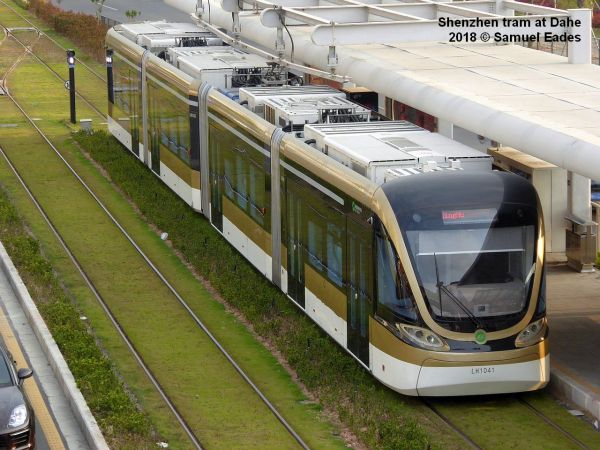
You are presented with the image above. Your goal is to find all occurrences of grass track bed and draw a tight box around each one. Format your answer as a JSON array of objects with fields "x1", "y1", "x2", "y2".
[
  {"x1": 430, "y1": 394, "x2": 600, "y2": 449},
  {"x1": 0, "y1": 35, "x2": 346, "y2": 450},
  {"x1": 0, "y1": 107, "x2": 305, "y2": 449}
]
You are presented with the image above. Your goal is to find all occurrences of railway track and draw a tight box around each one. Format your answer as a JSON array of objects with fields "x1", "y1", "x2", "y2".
[
  {"x1": 0, "y1": 143, "x2": 206, "y2": 448},
  {"x1": 0, "y1": 24, "x2": 106, "y2": 120},
  {"x1": 421, "y1": 399, "x2": 482, "y2": 449},
  {"x1": 421, "y1": 394, "x2": 599, "y2": 450},
  {"x1": 518, "y1": 396, "x2": 590, "y2": 450},
  {"x1": 0, "y1": 10, "x2": 311, "y2": 450},
  {"x1": 0, "y1": 0, "x2": 106, "y2": 83}
]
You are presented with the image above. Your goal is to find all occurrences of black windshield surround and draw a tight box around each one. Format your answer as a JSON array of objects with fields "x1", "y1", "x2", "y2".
[{"x1": 383, "y1": 171, "x2": 540, "y2": 334}]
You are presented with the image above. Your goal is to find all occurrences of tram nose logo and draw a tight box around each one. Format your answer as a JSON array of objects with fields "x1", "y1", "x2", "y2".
[{"x1": 474, "y1": 329, "x2": 487, "y2": 344}]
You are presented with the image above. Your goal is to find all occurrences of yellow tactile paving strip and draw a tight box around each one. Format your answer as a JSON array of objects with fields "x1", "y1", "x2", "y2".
[{"x1": 0, "y1": 307, "x2": 65, "y2": 450}]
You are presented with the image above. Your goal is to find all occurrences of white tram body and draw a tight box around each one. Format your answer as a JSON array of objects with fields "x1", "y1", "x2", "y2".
[
  {"x1": 106, "y1": 22, "x2": 549, "y2": 396},
  {"x1": 303, "y1": 122, "x2": 491, "y2": 184}
]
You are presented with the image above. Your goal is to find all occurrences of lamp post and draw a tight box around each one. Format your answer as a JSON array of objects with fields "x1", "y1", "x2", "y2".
[
  {"x1": 66, "y1": 49, "x2": 76, "y2": 124},
  {"x1": 106, "y1": 49, "x2": 114, "y2": 104}
]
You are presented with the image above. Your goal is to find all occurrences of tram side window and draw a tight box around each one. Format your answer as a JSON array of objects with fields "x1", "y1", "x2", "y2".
[
  {"x1": 249, "y1": 161, "x2": 268, "y2": 224},
  {"x1": 327, "y1": 222, "x2": 343, "y2": 287},
  {"x1": 149, "y1": 81, "x2": 191, "y2": 165},
  {"x1": 293, "y1": 179, "x2": 345, "y2": 289},
  {"x1": 218, "y1": 130, "x2": 270, "y2": 230},
  {"x1": 376, "y1": 230, "x2": 417, "y2": 323},
  {"x1": 306, "y1": 214, "x2": 323, "y2": 269},
  {"x1": 112, "y1": 54, "x2": 140, "y2": 133}
]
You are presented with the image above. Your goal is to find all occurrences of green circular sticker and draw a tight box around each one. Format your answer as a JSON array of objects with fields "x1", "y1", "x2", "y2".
[{"x1": 474, "y1": 329, "x2": 487, "y2": 345}]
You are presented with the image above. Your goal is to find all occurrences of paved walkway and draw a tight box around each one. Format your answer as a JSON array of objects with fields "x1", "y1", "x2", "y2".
[
  {"x1": 0, "y1": 261, "x2": 90, "y2": 449},
  {"x1": 547, "y1": 264, "x2": 600, "y2": 420}
]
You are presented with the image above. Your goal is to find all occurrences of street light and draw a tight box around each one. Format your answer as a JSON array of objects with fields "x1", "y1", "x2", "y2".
[
  {"x1": 106, "y1": 49, "x2": 114, "y2": 104},
  {"x1": 66, "y1": 49, "x2": 76, "y2": 124}
]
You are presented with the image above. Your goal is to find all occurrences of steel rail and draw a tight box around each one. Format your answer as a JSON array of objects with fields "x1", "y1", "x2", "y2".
[
  {"x1": 1, "y1": 47, "x2": 203, "y2": 446},
  {"x1": 518, "y1": 397, "x2": 589, "y2": 450},
  {"x1": 0, "y1": 0, "x2": 106, "y2": 83},
  {"x1": 421, "y1": 399, "x2": 482, "y2": 450},
  {"x1": 1, "y1": 25, "x2": 106, "y2": 120},
  {"x1": 0, "y1": 143, "x2": 204, "y2": 450},
  {"x1": 2, "y1": 55, "x2": 310, "y2": 450}
]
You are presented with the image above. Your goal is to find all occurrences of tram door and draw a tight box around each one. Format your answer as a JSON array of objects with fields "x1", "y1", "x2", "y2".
[
  {"x1": 208, "y1": 123, "x2": 223, "y2": 231},
  {"x1": 347, "y1": 217, "x2": 372, "y2": 366},
  {"x1": 286, "y1": 180, "x2": 305, "y2": 307}
]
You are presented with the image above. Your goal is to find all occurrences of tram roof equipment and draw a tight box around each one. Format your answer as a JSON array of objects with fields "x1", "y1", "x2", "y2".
[
  {"x1": 263, "y1": 96, "x2": 371, "y2": 127},
  {"x1": 167, "y1": 46, "x2": 272, "y2": 88},
  {"x1": 239, "y1": 85, "x2": 345, "y2": 113},
  {"x1": 117, "y1": 21, "x2": 222, "y2": 52},
  {"x1": 166, "y1": 0, "x2": 600, "y2": 180},
  {"x1": 304, "y1": 121, "x2": 491, "y2": 184}
]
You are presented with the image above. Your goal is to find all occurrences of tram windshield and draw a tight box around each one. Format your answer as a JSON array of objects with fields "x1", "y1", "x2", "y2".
[{"x1": 404, "y1": 204, "x2": 537, "y2": 332}]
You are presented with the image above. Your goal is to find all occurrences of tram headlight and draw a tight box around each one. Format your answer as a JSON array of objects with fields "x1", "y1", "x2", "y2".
[
  {"x1": 395, "y1": 323, "x2": 450, "y2": 351},
  {"x1": 515, "y1": 318, "x2": 547, "y2": 348}
]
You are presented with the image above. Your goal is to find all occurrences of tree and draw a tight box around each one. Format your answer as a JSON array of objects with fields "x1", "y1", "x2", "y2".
[{"x1": 125, "y1": 10, "x2": 142, "y2": 21}]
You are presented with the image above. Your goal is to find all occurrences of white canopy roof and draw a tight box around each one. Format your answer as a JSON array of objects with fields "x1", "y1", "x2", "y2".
[{"x1": 167, "y1": 0, "x2": 600, "y2": 180}]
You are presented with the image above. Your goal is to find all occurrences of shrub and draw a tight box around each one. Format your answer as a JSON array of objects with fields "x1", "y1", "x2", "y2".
[
  {"x1": 593, "y1": 12, "x2": 600, "y2": 29},
  {"x1": 27, "y1": 0, "x2": 108, "y2": 61}
]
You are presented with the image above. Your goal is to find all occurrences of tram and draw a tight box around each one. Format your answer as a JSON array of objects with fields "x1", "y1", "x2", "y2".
[{"x1": 105, "y1": 22, "x2": 549, "y2": 396}]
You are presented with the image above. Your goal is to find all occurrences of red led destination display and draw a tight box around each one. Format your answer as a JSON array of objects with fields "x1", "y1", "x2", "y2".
[{"x1": 442, "y1": 208, "x2": 497, "y2": 225}]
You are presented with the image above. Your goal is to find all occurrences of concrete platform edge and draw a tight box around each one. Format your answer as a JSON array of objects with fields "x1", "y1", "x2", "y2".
[
  {"x1": 0, "y1": 241, "x2": 109, "y2": 450},
  {"x1": 550, "y1": 367, "x2": 600, "y2": 422}
]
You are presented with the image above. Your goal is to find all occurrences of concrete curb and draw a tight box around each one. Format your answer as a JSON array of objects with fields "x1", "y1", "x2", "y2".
[
  {"x1": 550, "y1": 368, "x2": 600, "y2": 422},
  {"x1": 0, "y1": 241, "x2": 109, "y2": 450}
]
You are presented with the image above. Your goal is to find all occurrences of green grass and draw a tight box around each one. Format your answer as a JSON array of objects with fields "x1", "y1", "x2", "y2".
[
  {"x1": 431, "y1": 394, "x2": 600, "y2": 449},
  {"x1": 0, "y1": 97, "x2": 194, "y2": 449},
  {"x1": 525, "y1": 391, "x2": 600, "y2": 448},
  {"x1": 0, "y1": 157, "x2": 156, "y2": 449},
  {"x1": 0, "y1": 2, "x2": 33, "y2": 28},
  {"x1": 0, "y1": 1, "x2": 107, "y2": 72},
  {"x1": 0, "y1": 24, "x2": 349, "y2": 450},
  {"x1": 0, "y1": 105, "x2": 305, "y2": 449}
]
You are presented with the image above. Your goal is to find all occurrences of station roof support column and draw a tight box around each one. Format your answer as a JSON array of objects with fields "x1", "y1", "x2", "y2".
[{"x1": 568, "y1": 9, "x2": 592, "y2": 64}]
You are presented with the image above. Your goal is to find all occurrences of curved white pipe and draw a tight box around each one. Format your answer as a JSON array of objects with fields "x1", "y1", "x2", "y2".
[{"x1": 165, "y1": 0, "x2": 600, "y2": 180}]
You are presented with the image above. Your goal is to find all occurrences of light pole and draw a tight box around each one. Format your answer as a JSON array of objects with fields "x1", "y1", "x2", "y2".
[
  {"x1": 106, "y1": 49, "x2": 114, "y2": 104},
  {"x1": 66, "y1": 49, "x2": 76, "y2": 124}
]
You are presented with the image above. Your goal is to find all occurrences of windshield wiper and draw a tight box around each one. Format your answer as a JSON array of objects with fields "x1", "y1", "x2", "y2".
[{"x1": 433, "y1": 253, "x2": 485, "y2": 330}]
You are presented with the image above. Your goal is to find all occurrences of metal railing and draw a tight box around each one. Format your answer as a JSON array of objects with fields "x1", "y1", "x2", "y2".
[{"x1": 519, "y1": 33, "x2": 600, "y2": 64}]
